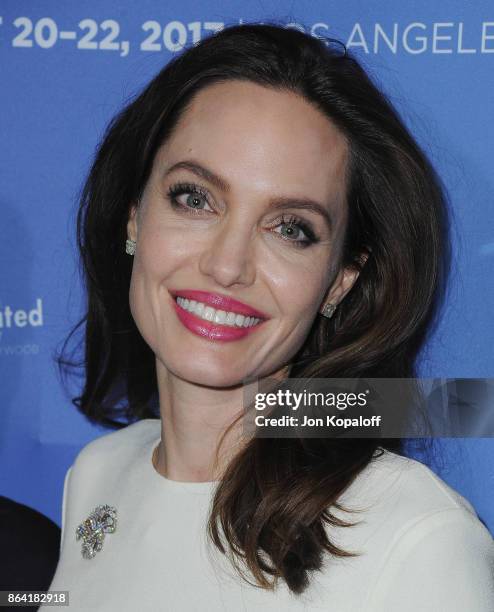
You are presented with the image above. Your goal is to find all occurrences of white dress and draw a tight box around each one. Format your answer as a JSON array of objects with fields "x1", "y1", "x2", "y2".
[{"x1": 44, "y1": 419, "x2": 494, "y2": 611}]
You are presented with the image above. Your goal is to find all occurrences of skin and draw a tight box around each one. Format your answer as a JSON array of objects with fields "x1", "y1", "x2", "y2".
[{"x1": 127, "y1": 80, "x2": 362, "y2": 482}]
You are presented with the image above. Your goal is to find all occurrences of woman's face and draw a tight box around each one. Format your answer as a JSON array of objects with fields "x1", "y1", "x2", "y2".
[{"x1": 127, "y1": 80, "x2": 359, "y2": 387}]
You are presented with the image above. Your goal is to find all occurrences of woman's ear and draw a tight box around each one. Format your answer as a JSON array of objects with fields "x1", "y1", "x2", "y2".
[
  {"x1": 127, "y1": 203, "x2": 139, "y2": 241},
  {"x1": 319, "y1": 252, "x2": 369, "y2": 314}
]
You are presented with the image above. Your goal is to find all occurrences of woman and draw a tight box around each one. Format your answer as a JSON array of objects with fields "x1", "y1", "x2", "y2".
[{"x1": 46, "y1": 23, "x2": 494, "y2": 610}]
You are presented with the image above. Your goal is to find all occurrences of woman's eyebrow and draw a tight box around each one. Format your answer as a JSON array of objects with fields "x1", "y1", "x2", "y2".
[
  {"x1": 164, "y1": 159, "x2": 334, "y2": 233},
  {"x1": 165, "y1": 159, "x2": 231, "y2": 193}
]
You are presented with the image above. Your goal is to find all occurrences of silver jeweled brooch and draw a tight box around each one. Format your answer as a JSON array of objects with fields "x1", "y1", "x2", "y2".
[{"x1": 76, "y1": 504, "x2": 117, "y2": 559}]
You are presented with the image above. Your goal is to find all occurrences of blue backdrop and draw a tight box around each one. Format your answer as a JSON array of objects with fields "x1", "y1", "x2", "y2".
[{"x1": 1, "y1": 1, "x2": 493, "y2": 533}]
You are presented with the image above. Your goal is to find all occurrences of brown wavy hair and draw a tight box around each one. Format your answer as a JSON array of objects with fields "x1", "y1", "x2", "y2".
[{"x1": 55, "y1": 22, "x2": 451, "y2": 594}]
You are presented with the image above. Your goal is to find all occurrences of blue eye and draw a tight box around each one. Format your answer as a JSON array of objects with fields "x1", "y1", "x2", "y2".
[
  {"x1": 166, "y1": 181, "x2": 320, "y2": 249},
  {"x1": 274, "y1": 214, "x2": 318, "y2": 248},
  {"x1": 167, "y1": 182, "x2": 212, "y2": 211}
]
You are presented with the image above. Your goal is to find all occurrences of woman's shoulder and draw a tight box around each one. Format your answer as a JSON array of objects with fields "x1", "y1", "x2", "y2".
[
  {"x1": 325, "y1": 448, "x2": 494, "y2": 610},
  {"x1": 55, "y1": 420, "x2": 161, "y2": 560},
  {"x1": 70, "y1": 418, "x2": 160, "y2": 476},
  {"x1": 361, "y1": 449, "x2": 494, "y2": 610},
  {"x1": 332, "y1": 447, "x2": 492, "y2": 550},
  {"x1": 367, "y1": 448, "x2": 478, "y2": 516}
]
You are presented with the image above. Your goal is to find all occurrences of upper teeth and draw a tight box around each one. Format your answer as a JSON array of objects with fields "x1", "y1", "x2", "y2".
[{"x1": 176, "y1": 297, "x2": 261, "y2": 328}]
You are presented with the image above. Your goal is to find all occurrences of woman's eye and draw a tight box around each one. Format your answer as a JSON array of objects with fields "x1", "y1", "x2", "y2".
[
  {"x1": 275, "y1": 222, "x2": 306, "y2": 242},
  {"x1": 166, "y1": 183, "x2": 319, "y2": 249},
  {"x1": 167, "y1": 183, "x2": 213, "y2": 213},
  {"x1": 272, "y1": 215, "x2": 318, "y2": 249}
]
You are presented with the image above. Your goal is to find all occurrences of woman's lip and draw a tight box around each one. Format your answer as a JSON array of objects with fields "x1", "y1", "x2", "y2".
[
  {"x1": 171, "y1": 299, "x2": 266, "y2": 342},
  {"x1": 168, "y1": 289, "x2": 269, "y2": 320}
]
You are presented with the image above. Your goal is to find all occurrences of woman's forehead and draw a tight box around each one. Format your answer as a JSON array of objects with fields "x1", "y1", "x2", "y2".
[{"x1": 156, "y1": 81, "x2": 349, "y2": 203}]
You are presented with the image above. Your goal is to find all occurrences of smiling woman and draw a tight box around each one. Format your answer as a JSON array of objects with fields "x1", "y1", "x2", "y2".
[
  {"x1": 125, "y1": 79, "x2": 352, "y2": 386},
  {"x1": 48, "y1": 22, "x2": 494, "y2": 612}
]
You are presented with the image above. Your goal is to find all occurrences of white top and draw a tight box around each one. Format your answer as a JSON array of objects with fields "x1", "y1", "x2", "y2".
[{"x1": 44, "y1": 419, "x2": 494, "y2": 611}]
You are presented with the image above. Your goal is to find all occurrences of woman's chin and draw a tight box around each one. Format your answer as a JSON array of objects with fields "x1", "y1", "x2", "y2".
[{"x1": 168, "y1": 362, "x2": 253, "y2": 389}]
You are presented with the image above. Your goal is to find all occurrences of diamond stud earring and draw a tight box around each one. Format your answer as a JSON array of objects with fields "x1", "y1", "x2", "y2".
[
  {"x1": 321, "y1": 303, "x2": 336, "y2": 319},
  {"x1": 125, "y1": 239, "x2": 136, "y2": 256}
]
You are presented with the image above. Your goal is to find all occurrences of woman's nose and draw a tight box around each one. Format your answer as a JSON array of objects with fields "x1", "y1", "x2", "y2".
[{"x1": 198, "y1": 217, "x2": 257, "y2": 288}]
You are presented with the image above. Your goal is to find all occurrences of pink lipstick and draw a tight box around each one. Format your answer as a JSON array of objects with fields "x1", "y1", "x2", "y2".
[
  {"x1": 169, "y1": 289, "x2": 269, "y2": 343},
  {"x1": 169, "y1": 289, "x2": 268, "y2": 319}
]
